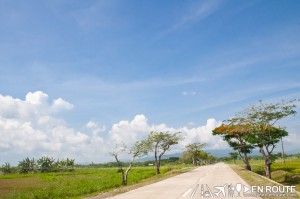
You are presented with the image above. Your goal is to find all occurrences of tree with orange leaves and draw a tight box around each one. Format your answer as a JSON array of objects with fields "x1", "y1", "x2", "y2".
[{"x1": 213, "y1": 124, "x2": 254, "y2": 171}]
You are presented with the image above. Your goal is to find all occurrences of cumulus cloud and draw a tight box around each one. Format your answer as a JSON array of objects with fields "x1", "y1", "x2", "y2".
[
  {"x1": 0, "y1": 92, "x2": 241, "y2": 165},
  {"x1": 25, "y1": 91, "x2": 49, "y2": 105},
  {"x1": 178, "y1": 119, "x2": 226, "y2": 149},
  {"x1": 108, "y1": 115, "x2": 227, "y2": 151},
  {"x1": 109, "y1": 115, "x2": 150, "y2": 145},
  {"x1": 86, "y1": 121, "x2": 106, "y2": 134},
  {"x1": 0, "y1": 91, "x2": 106, "y2": 165},
  {"x1": 51, "y1": 98, "x2": 74, "y2": 111}
]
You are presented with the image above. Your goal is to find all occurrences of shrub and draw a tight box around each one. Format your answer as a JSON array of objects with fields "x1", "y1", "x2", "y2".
[{"x1": 1, "y1": 162, "x2": 12, "y2": 174}]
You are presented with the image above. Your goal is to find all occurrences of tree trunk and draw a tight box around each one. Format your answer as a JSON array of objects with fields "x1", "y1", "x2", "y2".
[
  {"x1": 238, "y1": 151, "x2": 252, "y2": 171},
  {"x1": 265, "y1": 161, "x2": 272, "y2": 179},
  {"x1": 156, "y1": 155, "x2": 161, "y2": 174},
  {"x1": 121, "y1": 170, "x2": 126, "y2": 185},
  {"x1": 192, "y1": 157, "x2": 196, "y2": 166},
  {"x1": 123, "y1": 163, "x2": 133, "y2": 185},
  {"x1": 243, "y1": 152, "x2": 252, "y2": 171},
  {"x1": 281, "y1": 138, "x2": 286, "y2": 164},
  {"x1": 114, "y1": 155, "x2": 127, "y2": 185},
  {"x1": 154, "y1": 145, "x2": 160, "y2": 174},
  {"x1": 259, "y1": 147, "x2": 272, "y2": 179}
]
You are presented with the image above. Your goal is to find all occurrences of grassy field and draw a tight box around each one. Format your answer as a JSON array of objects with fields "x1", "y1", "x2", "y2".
[
  {"x1": 0, "y1": 165, "x2": 191, "y2": 199},
  {"x1": 231, "y1": 158, "x2": 300, "y2": 192}
]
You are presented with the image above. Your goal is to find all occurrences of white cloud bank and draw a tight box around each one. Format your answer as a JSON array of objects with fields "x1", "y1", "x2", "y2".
[
  {"x1": 2, "y1": 91, "x2": 298, "y2": 165},
  {"x1": 0, "y1": 91, "x2": 106, "y2": 165},
  {"x1": 108, "y1": 115, "x2": 227, "y2": 152}
]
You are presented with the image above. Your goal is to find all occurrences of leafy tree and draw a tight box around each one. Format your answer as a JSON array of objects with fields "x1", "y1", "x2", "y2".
[
  {"x1": 66, "y1": 158, "x2": 75, "y2": 171},
  {"x1": 213, "y1": 124, "x2": 254, "y2": 171},
  {"x1": 1, "y1": 162, "x2": 12, "y2": 174},
  {"x1": 198, "y1": 150, "x2": 209, "y2": 165},
  {"x1": 206, "y1": 154, "x2": 217, "y2": 164},
  {"x1": 147, "y1": 131, "x2": 182, "y2": 174},
  {"x1": 111, "y1": 140, "x2": 149, "y2": 185},
  {"x1": 37, "y1": 156, "x2": 55, "y2": 172},
  {"x1": 18, "y1": 157, "x2": 36, "y2": 174},
  {"x1": 229, "y1": 99, "x2": 298, "y2": 178},
  {"x1": 229, "y1": 152, "x2": 239, "y2": 163},
  {"x1": 183, "y1": 143, "x2": 206, "y2": 166},
  {"x1": 56, "y1": 158, "x2": 75, "y2": 172}
]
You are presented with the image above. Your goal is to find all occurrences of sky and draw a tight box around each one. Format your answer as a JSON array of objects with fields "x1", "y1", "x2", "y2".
[{"x1": 0, "y1": 0, "x2": 300, "y2": 165}]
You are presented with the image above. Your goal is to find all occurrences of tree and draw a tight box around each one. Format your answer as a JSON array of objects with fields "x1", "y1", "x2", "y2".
[
  {"x1": 110, "y1": 140, "x2": 149, "y2": 185},
  {"x1": 54, "y1": 158, "x2": 75, "y2": 172},
  {"x1": 147, "y1": 131, "x2": 182, "y2": 174},
  {"x1": 213, "y1": 124, "x2": 254, "y2": 171},
  {"x1": 229, "y1": 152, "x2": 239, "y2": 163},
  {"x1": 37, "y1": 156, "x2": 55, "y2": 172},
  {"x1": 18, "y1": 157, "x2": 36, "y2": 174},
  {"x1": 1, "y1": 162, "x2": 12, "y2": 174},
  {"x1": 229, "y1": 99, "x2": 298, "y2": 178},
  {"x1": 184, "y1": 143, "x2": 206, "y2": 166}
]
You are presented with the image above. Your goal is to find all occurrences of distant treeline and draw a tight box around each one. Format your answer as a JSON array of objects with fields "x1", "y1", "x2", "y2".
[
  {"x1": 77, "y1": 157, "x2": 181, "y2": 168},
  {"x1": 219, "y1": 152, "x2": 300, "y2": 161},
  {"x1": 77, "y1": 153, "x2": 219, "y2": 169},
  {"x1": 1, "y1": 157, "x2": 75, "y2": 174}
]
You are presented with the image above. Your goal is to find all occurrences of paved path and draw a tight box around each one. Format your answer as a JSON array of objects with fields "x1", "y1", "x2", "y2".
[{"x1": 103, "y1": 163, "x2": 260, "y2": 199}]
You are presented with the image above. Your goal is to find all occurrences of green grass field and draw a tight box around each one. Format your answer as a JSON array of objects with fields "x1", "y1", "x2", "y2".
[
  {"x1": 232, "y1": 158, "x2": 300, "y2": 191},
  {"x1": 0, "y1": 165, "x2": 190, "y2": 199}
]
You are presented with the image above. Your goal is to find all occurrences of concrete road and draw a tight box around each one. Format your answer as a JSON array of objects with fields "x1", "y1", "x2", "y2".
[{"x1": 103, "y1": 163, "x2": 260, "y2": 199}]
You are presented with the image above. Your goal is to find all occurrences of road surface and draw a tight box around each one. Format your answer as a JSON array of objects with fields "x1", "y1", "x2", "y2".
[{"x1": 99, "y1": 163, "x2": 260, "y2": 199}]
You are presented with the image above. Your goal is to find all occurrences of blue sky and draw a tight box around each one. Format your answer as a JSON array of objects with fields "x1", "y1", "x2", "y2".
[{"x1": 0, "y1": 0, "x2": 300, "y2": 164}]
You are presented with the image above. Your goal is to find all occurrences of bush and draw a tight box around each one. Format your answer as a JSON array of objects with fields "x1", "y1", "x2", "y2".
[
  {"x1": 18, "y1": 157, "x2": 36, "y2": 174},
  {"x1": 1, "y1": 162, "x2": 12, "y2": 174},
  {"x1": 37, "y1": 156, "x2": 55, "y2": 172}
]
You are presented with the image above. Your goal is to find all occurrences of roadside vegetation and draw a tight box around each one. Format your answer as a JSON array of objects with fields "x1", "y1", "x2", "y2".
[
  {"x1": 224, "y1": 153, "x2": 300, "y2": 195},
  {"x1": 230, "y1": 158, "x2": 300, "y2": 199},
  {"x1": 213, "y1": 99, "x2": 299, "y2": 179},
  {"x1": 0, "y1": 165, "x2": 192, "y2": 199}
]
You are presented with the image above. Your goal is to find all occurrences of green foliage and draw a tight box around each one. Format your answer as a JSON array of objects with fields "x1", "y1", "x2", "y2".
[
  {"x1": 54, "y1": 158, "x2": 75, "y2": 172},
  {"x1": 18, "y1": 157, "x2": 36, "y2": 174},
  {"x1": 147, "y1": 131, "x2": 182, "y2": 154},
  {"x1": 216, "y1": 99, "x2": 298, "y2": 178},
  {"x1": 180, "y1": 143, "x2": 207, "y2": 166},
  {"x1": 212, "y1": 125, "x2": 255, "y2": 154},
  {"x1": 147, "y1": 131, "x2": 182, "y2": 174},
  {"x1": 110, "y1": 140, "x2": 150, "y2": 185},
  {"x1": 1, "y1": 162, "x2": 12, "y2": 174},
  {"x1": 235, "y1": 158, "x2": 300, "y2": 191},
  {"x1": 0, "y1": 166, "x2": 188, "y2": 199},
  {"x1": 37, "y1": 156, "x2": 55, "y2": 172},
  {"x1": 229, "y1": 152, "x2": 239, "y2": 163},
  {"x1": 16, "y1": 157, "x2": 75, "y2": 174}
]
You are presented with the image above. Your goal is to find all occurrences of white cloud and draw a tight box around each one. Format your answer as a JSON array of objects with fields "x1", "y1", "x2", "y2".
[
  {"x1": 178, "y1": 119, "x2": 226, "y2": 149},
  {"x1": 51, "y1": 98, "x2": 74, "y2": 111},
  {"x1": 86, "y1": 121, "x2": 106, "y2": 134},
  {"x1": 0, "y1": 91, "x2": 106, "y2": 165},
  {"x1": 25, "y1": 91, "x2": 49, "y2": 105},
  {"x1": 109, "y1": 115, "x2": 150, "y2": 145},
  {"x1": 108, "y1": 115, "x2": 227, "y2": 151},
  {"x1": 283, "y1": 133, "x2": 300, "y2": 148},
  {"x1": 2, "y1": 92, "x2": 297, "y2": 165},
  {"x1": 182, "y1": 91, "x2": 197, "y2": 96}
]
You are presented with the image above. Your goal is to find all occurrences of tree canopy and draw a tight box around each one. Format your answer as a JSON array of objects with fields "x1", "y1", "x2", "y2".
[{"x1": 147, "y1": 131, "x2": 182, "y2": 174}]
